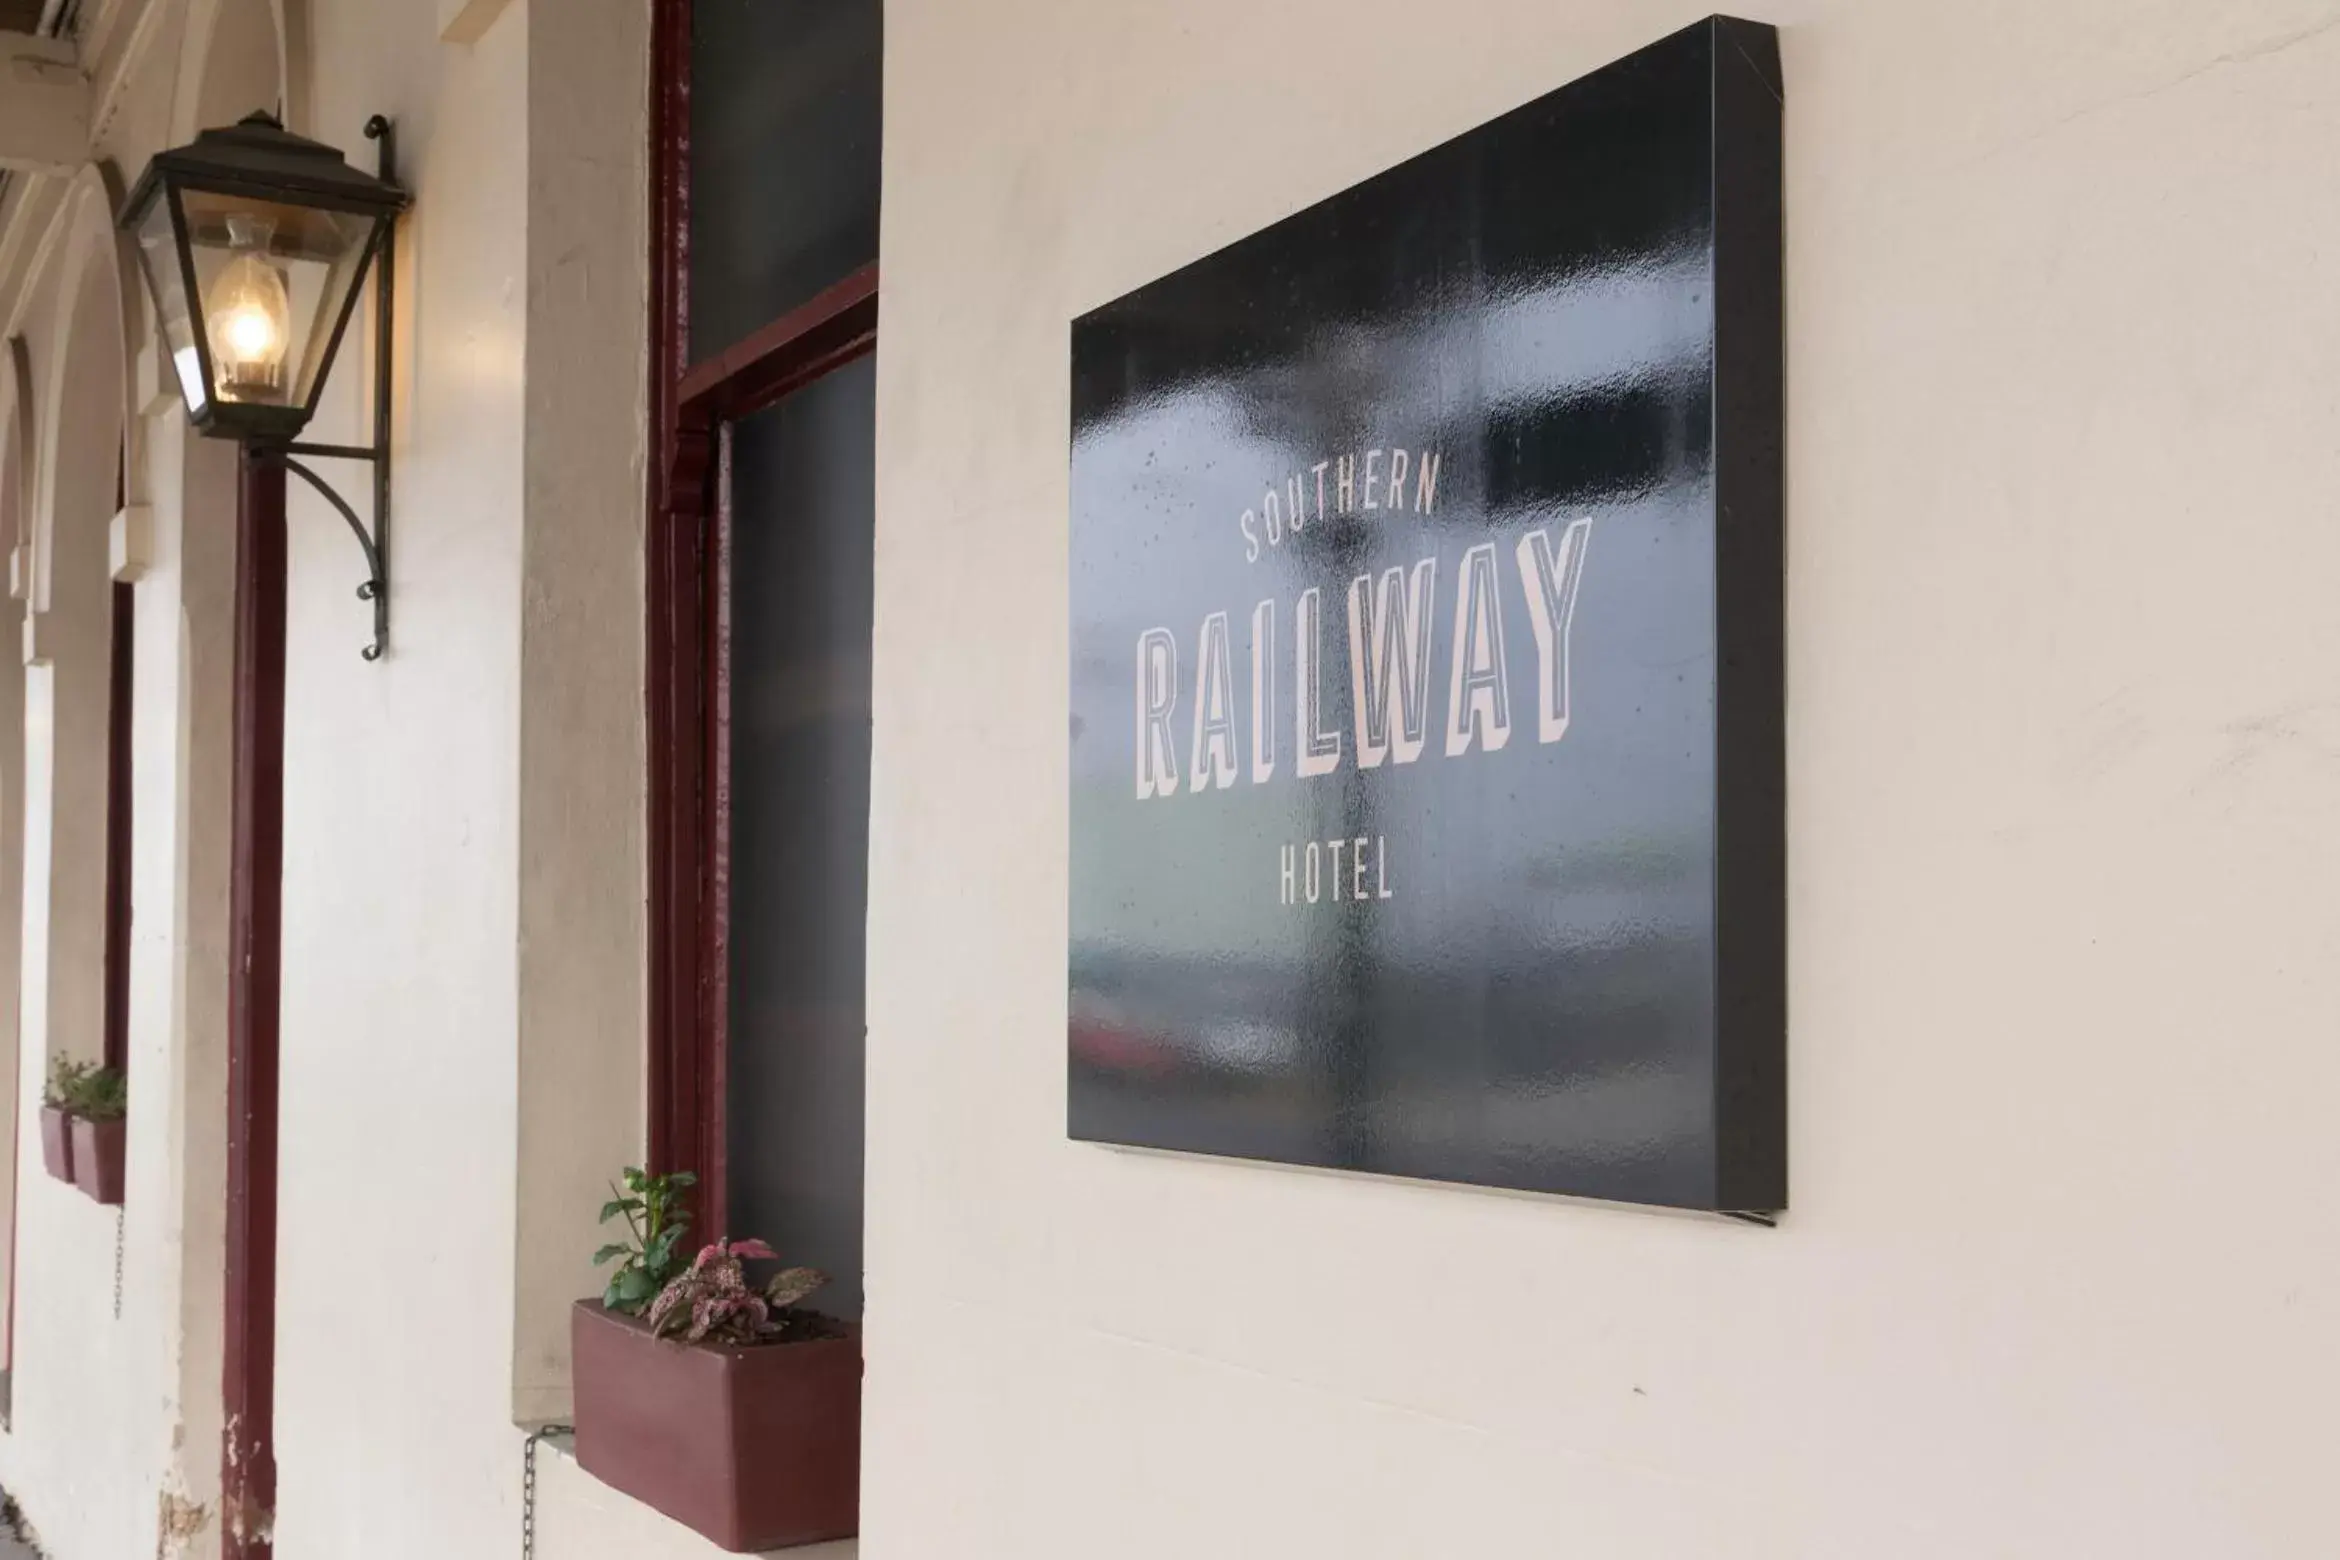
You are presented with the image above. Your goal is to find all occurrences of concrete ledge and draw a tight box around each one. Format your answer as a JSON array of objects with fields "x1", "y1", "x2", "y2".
[
  {"x1": 108, "y1": 504, "x2": 150, "y2": 582},
  {"x1": 529, "y1": 1433, "x2": 857, "y2": 1560}
]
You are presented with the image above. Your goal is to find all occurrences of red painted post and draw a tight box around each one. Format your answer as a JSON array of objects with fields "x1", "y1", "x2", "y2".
[{"x1": 222, "y1": 450, "x2": 286, "y2": 1559}]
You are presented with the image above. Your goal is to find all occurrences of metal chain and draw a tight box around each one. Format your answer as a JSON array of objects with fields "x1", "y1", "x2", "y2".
[
  {"x1": 521, "y1": 1424, "x2": 571, "y2": 1560},
  {"x1": 112, "y1": 1209, "x2": 125, "y2": 1321}
]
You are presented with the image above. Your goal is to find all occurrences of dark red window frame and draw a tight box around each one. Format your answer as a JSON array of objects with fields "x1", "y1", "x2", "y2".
[
  {"x1": 102, "y1": 454, "x2": 134, "y2": 1078},
  {"x1": 103, "y1": 579, "x2": 133, "y2": 1075},
  {"x1": 645, "y1": 0, "x2": 877, "y2": 1235}
]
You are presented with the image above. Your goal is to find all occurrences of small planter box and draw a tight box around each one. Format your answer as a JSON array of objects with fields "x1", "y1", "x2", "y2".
[
  {"x1": 70, "y1": 1117, "x2": 126, "y2": 1205},
  {"x1": 572, "y1": 1299, "x2": 860, "y2": 1552},
  {"x1": 39, "y1": 1106, "x2": 75, "y2": 1184}
]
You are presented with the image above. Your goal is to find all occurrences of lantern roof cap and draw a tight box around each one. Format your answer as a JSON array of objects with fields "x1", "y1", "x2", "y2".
[{"x1": 120, "y1": 112, "x2": 411, "y2": 228}]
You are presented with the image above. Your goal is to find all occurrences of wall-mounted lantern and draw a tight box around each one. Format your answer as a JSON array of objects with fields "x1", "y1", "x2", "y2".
[{"x1": 119, "y1": 112, "x2": 410, "y2": 659}]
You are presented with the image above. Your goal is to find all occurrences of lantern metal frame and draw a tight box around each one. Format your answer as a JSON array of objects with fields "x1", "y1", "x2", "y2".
[{"x1": 119, "y1": 113, "x2": 409, "y2": 660}]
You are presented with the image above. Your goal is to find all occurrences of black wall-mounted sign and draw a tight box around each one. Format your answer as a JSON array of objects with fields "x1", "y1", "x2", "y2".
[{"x1": 1068, "y1": 16, "x2": 1784, "y2": 1214}]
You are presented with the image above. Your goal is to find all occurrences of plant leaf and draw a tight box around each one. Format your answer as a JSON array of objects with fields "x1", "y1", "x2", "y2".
[
  {"x1": 728, "y1": 1238, "x2": 779, "y2": 1262},
  {"x1": 646, "y1": 1276, "x2": 682, "y2": 1333},
  {"x1": 591, "y1": 1242, "x2": 633, "y2": 1267},
  {"x1": 763, "y1": 1267, "x2": 827, "y2": 1309}
]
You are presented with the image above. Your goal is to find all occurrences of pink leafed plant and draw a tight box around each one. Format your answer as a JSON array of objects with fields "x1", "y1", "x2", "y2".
[{"x1": 645, "y1": 1237, "x2": 828, "y2": 1346}]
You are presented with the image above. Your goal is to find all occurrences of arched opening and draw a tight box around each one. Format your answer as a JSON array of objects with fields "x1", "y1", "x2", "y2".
[
  {"x1": 32, "y1": 248, "x2": 128, "y2": 1135},
  {"x1": 0, "y1": 218, "x2": 135, "y2": 1498},
  {"x1": 0, "y1": 339, "x2": 31, "y2": 1421},
  {"x1": 193, "y1": 0, "x2": 283, "y2": 129}
]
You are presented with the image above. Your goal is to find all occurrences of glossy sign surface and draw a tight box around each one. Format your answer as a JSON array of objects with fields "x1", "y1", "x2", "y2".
[{"x1": 1068, "y1": 18, "x2": 1784, "y2": 1212}]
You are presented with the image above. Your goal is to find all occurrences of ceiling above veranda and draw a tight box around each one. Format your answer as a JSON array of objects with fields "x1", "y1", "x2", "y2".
[{"x1": 0, "y1": 0, "x2": 89, "y2": 236}]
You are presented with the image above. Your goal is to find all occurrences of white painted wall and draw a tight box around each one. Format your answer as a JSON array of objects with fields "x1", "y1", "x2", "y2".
[
  {"x1": 269, "y1": 0, "x2": 530, "y2": 1550},
  {"x1": 1, "y1": 0, "x2": 647, "y2": 1554},
  {"x1": 264, "y1": 0, "x2": 652, "y2": 1546},
  {"x1": 0, "y1": 3, "x2": 264, "y2": 1551},
  {"x1": 862, "y1": 2, "x2": 2340, "y2": 1557},
  {"x1": 0, "y1": 177, "x2": 179, "y2": 1560}
]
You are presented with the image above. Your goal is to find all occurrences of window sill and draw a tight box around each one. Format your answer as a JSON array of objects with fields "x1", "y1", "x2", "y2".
[{"x1": 525, "y1": 1430, "x2": 857, "y2": 1560}]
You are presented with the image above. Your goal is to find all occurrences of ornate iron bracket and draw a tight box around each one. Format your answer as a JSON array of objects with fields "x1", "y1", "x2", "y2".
[
  {"x1": 249, "y1": 448, "x2": 385, "y2": 657},
  {"x1": 249, "y1": 115, "x2": 398, "y2": 661}
]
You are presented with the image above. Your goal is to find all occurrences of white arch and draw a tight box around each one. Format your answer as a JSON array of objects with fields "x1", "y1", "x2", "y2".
[
  {"x1": 28, "y1": 163, "x2": 142, "y2": 628},
  {"x1": 171, "y1": 0, "x2": 302, "y2": 142},
  {"x1": 29, "y1": 237, "x2": 122, "y2": 1050},
  {"x1": 0, "y1": 334, "x2": 27, "y2": 1387},
  {"x1": 1, "y1": 336, "x2": 30, "y2": 593},
  {"x1": 0, "y1": 0, "x2": 294, "y2": 1529}
]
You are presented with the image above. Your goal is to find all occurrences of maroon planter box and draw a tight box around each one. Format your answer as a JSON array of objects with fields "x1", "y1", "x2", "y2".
[
  {"x1": 572, "y1": 1300, "x2": 860, "y2": 1552},
  {"x1": 39, "y1": 1106, "x2": 74, "y2": 1184},
  {"x1": 70, "y1": 1117, "x2": 126, "y2": 1206}
]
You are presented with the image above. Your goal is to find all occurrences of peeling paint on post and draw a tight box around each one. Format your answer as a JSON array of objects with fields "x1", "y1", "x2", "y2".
[
  {"x1": 156, "y1": 1486, "x2": 211, "y2": 1558},
  {"x1": 221, "y1": 455, "x2": 287, "y2": 1560}
]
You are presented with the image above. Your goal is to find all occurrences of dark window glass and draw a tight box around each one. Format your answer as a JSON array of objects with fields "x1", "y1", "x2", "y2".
[
  {"x1": 104, "y1": 453, "x2": 133, "y2": 1081},
  {"x1": 725, "y1": 353, "x2": 875, "y2": 1318},
  {"x1": 690, "y1": 0, "x2": 882, "y2": 360},
  {"x1": 103, "y1": 582, "x2": 133, "y2": 1076}
]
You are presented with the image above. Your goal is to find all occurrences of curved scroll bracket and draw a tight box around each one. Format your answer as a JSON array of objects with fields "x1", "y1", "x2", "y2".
[{"x1": 251, "y1": 450, "x2": 388, "y2": 660}]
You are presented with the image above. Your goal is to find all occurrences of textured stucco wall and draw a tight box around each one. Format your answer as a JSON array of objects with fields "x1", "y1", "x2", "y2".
[
  {"x1": 0, "y1": 162, "x2": 190, "y2": 1560},
  {"x1": 513, "y1": 0, "x2": 650, "y2": 1435},
  {"x1": 268, "y1": 0, "x2": 531, "y2": 1552},
  {"x1": 862, "y1": 2, "x2": 2340, "y2": 1556}
]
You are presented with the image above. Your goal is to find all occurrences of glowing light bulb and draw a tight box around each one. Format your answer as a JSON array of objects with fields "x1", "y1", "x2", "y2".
[
  {"x1": 204, "y1": 214, "x2": 292, "y2": 404},
  {"x1": 222, "y1": 302, "x2": 280, "y2": 360}
]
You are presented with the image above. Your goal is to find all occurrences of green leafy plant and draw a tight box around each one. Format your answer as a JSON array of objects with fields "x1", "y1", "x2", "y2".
[
  {"x1": 645, "y1": 1237, "x2": 827, "y2": 1346},
  {"x1": 43, "y1": 1056, "x2": 94, "y2": 1112},
  {"x1": 594, "y1": 1166, "x2": 696, "y2": 1315},
  {"x1": 70, "y1": 1065, "x2": 128, "y2": 1123}
]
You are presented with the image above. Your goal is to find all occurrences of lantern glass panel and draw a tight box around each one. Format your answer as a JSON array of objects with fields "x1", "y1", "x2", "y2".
[
  {"x1": 131, "y1": 195, "x2": 206, "y2": 418},
  {"x1": 175, "y1": 189, "x2": 377, "y2": 415}
]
